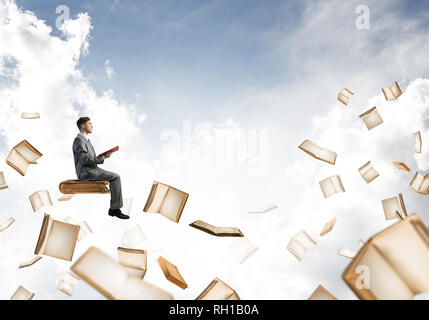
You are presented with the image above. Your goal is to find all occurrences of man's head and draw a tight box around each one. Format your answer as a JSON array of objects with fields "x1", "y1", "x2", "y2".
[{"x1": 76, "y1": 117, "x2": 93, "y2": 134}]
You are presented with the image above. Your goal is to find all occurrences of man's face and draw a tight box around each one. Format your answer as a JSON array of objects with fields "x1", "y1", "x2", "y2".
[{"x1": 82, "y1": 120, "x2": 93, "y2": 134}]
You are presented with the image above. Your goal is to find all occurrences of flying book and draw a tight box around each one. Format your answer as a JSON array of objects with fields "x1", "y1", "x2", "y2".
[
  {"x1": 229, "y1": 237, "x2": 258, "y2": 264},
  {"x1": 338, "y1": 248, "x2": 357, "y2": 259},
  {"x1": 319, "y1": 175, "x2": 345, "y2": 198},
  {"x1": 235, "y1": 153, "x2": 256, "y2": 164},
  {"x1": 143, "y1": 181, "x2": 189, "y2": 223},
  {"x1": 337, "y1": 88, "x2": 354, "y2": 105},
  {"x1": 393, "y1": 161, "x2": 410, "y2": 171},
  {"x1": 358, "y1": 161, "x2": 379, "y2": 183},
  {"x1": 320, "y1": 217, "x2": 337, "y2": 236},
  {"x1": 29, "y1": 190, "x2": 52, "y2": 212},
  {"x1": 6, "y1": 140, "x2": 42, "y2": 176},
  {"x1": 410, "y1": 172, "x2": 429, "y2": 195},
  {"x1": 21, "y1": 112, "x2": 40, "y2": 119},
  {"x1": 19, "y1": 256, "x2": 42, "y2": 269},
  {"x1": 117, "y1": 247, "x2": 147, "y2": 280},
  {"x1": 359, "y1": 107, "x2": 383, "y2": 130},
  {"x1": 307, "y1": 285, "x2": 337, "y2": 300},
  {"x1": 34, "y1": 213, "x2": 80, "y2": 261},
  {"x1": 287, "y1": 230, "x2": 316, "y2": 261},
  {"x1": 57, "y1": 272, "x2": 80, "y2": 296},
  {"x1": 10, "y1": 286, "x2": 34, "y2": 300},
  {"x1": 342, "y1": 214, "x2": 429, "y2": 300},
  {"x1": 381, "y1": 193, "x2": 407, "y2": 221},
  {"x1": 247, "y1": 204, "x2": 277, "y2": 214},
  {"x1": 298, "y1": 139, "x2": 337, "y2": 165},
  {"x1": 189, "y1": 220, "x2": 244, "y2": 237},
  {"x1": 121, "y1": 224, "x2": 147, "y2": 249},
  {"x1": 382, "y1": 81, "x2": 402, "y2": 101},
  {"x1": 157, "y1": 256, "x2": 188, "y2": 289},
  {"x1": 71, "y1": 246, "x2": 173, "y2": 300},
  {"x1": 196, "y1": 278, "x2": 240, "y2": 300},
  {"x1": 0, "y1": 171, "x2": 8, "y2": 190},
  {"x1": 414, "y1": 131, "x2": 422, "y2": 153},
  {"x1": 58, "y1": 194, "x2": 75, "y2": 202},
  {"x1": 0, "y1": 217, "x2": 14, "y2": 232},
  {"x1": 64, "y1": 217, "x2": 92, "y2": 241},
  {"x1": 98, "y1": 146, "x2": 119, "y2": 158}
]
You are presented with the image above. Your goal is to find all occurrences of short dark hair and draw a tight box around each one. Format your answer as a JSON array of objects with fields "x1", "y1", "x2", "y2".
[{"x1": 77, "y1": 117, "x2": 90, "y2": 130}]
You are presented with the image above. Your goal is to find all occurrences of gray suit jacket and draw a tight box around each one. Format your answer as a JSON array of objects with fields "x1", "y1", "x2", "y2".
[{"x1": 73, "y1": 134, "x2": 104, "y2": 180}]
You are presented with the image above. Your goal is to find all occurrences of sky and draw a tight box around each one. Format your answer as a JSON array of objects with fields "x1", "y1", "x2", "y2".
[{"x1": 1, "y1": 0, "x2": 429, "y2": 300}]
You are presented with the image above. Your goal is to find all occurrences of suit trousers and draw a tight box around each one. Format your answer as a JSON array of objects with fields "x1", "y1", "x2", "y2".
[{"x1": 83, "y1": 167, "x2": 123, "y2": 210}]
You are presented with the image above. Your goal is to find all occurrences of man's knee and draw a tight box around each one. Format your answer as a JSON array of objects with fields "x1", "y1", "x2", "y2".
[{"x1": 110, "y1": 173, "x2": 120, "y2": 183}]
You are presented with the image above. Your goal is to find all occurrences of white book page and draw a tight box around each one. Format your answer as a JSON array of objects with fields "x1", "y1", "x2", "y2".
[
  {"x1": 44, "y1": 221, "x2": 78, "y2": 260},
  {"x1": 146, "y1": 183, "x2": 169, "y2": 213},
  {"x1": 160, "y1": 188, "x2": 186, "y2": 222},
  {"x1": 15, "y1": 143, "x2": 40, "y2": 162}
]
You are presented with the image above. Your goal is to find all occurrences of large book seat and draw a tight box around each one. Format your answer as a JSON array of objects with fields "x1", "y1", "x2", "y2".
[{"x1": 59, "y1": 180, "x2": 110, "y2": 194}]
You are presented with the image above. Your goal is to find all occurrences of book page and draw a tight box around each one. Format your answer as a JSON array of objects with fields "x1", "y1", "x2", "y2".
[
  {"x1": 247, "y1": 204, "x2": 277, "y2": 214},
  {"x1": 44, "y1": 220, "x2": 79, "y2": 261},
  {"x1": 21, "y1": 112, "x2": 40, "y2": 119},
  {"x1": 317, "y1": 148, "x2": 337, "y2": 164},
  {"x1": 374, "y1": 219, "x2": 429, "y2": 295},
  {"x1": 319, "y1": 175, "x2": 344, "y2": 198},
  {"x1": 287, "y1": 231, "x2": 316, "y2": 261},
  {"x1": 29, "y1": 192, "x2": 42, "y2": 212},
  {"x1": 19, "y1": 256, "x2": 42, "y2": 269},
  {"x1": 381, "y1": 196, "x2": 402, "y2": 221},
  {"x1": 229, "y1": 237, "x2": 258, "y2": 263},
  {"x1": 7, "y1": 149, "x2": 28, "y2": 175},
  {"x1": 393, "y1": 161, "x2": 410, "y2": 171},
  {"x1": 0, "y1": 171, "x2": 6, "y2": 186},
  {"x1": 58, "y1": 194, "x2": 75, "y2": 201},
  {"x1": 15, "y1": 141, "x2": 41, "y2": 163},
  {"x1": 39, "y1": 190, "x2": 52, "y2": 207},
  {"x1": 298, "y1": 140, "x2": 320, "y2": 158},
  {"x1": 145, "y1": 183, "x2": 169, "y2": 213},
  {"x1": 356, "y1": 244, "x2": 413, "y2": 299},
  {"x1": 10, "y1": 286, "x2": 34, "y2": 300},
  {"x1": 420, "y1": 175, "x2": 429, "y2": 193},
  {"x1": 360, "y1": 107, "x2": 383, "y2": 130},
  {"x1": 190, "y1": 220, "x2": 217, "y2": 234},
  {"x1": 159, "y1": 188, "x2": 187, "y2": 222},
  {"x1": 158, "y1": 257, "x2": 187, "y2": 289},
  {"x1": 215, "y1": 226, "x2": 243, "y2": 236},
  {"x1": 338, "y1": 248, "x2": 356, "y2": 259},
  {"x1": 57, "y1": 272, "x2": 80, "y2": 296},
  {"x1": 414, "y1": 131, "x2": 422, "y2": 153}
]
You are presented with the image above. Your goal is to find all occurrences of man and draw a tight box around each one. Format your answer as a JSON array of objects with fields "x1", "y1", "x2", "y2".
[{"x1": 73, "y1": 117, "x2": 129, "y2": 219}]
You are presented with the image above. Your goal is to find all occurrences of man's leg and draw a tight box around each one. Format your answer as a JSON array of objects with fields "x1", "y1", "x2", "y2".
[{"x1": 89, "y1": 168, "x2": 123, "y2": 210}]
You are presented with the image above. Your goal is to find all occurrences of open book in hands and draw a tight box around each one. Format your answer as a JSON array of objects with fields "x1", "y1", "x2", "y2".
[{"x1": 98, "y1": 146, "x2": 119, "y2": 158}]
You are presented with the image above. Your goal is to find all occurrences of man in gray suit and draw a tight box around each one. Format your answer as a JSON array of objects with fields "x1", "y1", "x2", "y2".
[{"x1": 73, "y1": 117, "x2": 129, "y2": 219}]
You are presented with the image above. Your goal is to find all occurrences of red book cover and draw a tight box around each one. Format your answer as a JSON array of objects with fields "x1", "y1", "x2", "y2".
[{"x1": 98, "y1": 146, "x2": 119, "y2": 157}]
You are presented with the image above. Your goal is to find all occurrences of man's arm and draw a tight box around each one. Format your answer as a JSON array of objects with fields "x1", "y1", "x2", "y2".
[{"x1": 73, "y1": 138, "x2": 105, "y2": 166}]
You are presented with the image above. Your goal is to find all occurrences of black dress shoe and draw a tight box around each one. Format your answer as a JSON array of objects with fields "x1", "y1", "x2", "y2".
[{"x1": 108, "y1": 209, "x2": 129, "y2": 219}]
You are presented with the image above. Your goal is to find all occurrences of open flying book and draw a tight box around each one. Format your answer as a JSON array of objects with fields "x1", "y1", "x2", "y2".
[
  {"x1": 358, "y1": 161, "x2": 379, "y2": 183},
  {"x1": 143, "y1": 181, "x2": 189, "y2": 223},
  {"x1": 0, "y1": 217, "x2": 14, "y2": 232},
  {"x1": 0, "y1": 171, "x2": 8, "y2": 190},
  {"x1": 6, "y1": 140, "x2": 42, "y2": 176},
  {"x1": 414, "y1": 131, "x2": 422, "y2": 153},
  {"x1": 58, "y1": 194, "x2": 75, "y2": 202},
  {"x1": 29, "y1": 190, "x2": 52, "y2": 212},
  {"x1": 117, "y1": 247, "x2": 147, "y2": 280},
  {"x1": 98, "y1": 146, "x2": 119, "y2": 158},
  {"x1": 247, "y1": 204, "x2": 277, "y2": 214},
  {"x1": 34, "y1": 213, "x2": 80, "y2": 261},
  {"x1": 307, "y1": 285, "x2": 337, "y2": 300},
  {"x1": 19, "y1": 256, "x2": 42, "y2": 269},
  {"x1": 320, "y1": 217, "x2": 337, "y2": 236},
  {"x1": 319, "y1": 175, "x2": 345, "y2": 198},
  {"x1": 71, "y1": 246, "x2": 173, "y2": 300},
  {"x1": 410, "y1": 172, "x2": 429, "y2": 195},
  {"x1": 229, "y1": 237, "x2": 258, "y2": 264},
  {"x1": 158, "y1": 256, "x2": 188, "y2": 289},
  {"x1": 337, "y1": 88, "x2": 354, "y2": 105},
  {"x1": 298, "y1": 139, "x2": 337, "y2": 165},
  {"x1": 196, "y1": 278, "x2": 240, "y2": 300},
  {"x1": 21, "y1": 112, "x2": 40, "y2": 119},
  {"x1": 359, "y1": 107, "x2": 383, "y2": 130},
  {"x1": 381, "y1": 193, "x2": 407, "y2": 221},
  {"x1": 287, "y1": 230, "x2": 316, "y2": 261},
  {"x1": 189, "y1": 220, "x2": 244, "y2": 237},
  {"x1": 338, "y1": 248, "x2": 357, "y2": 259},
  {"x1": 382, "y1": 81, "x2": 402, "y2": 101},
  {"x1": 342, "y1": 214, "x2": 429, "y2": 300},
  {"x1": 57, "y1": 272, "x2": 80, "y2": 296},
  {"x1": 393, "y1": 161, "x2": 410, "y2": 171},
  {"x1": 10, "y1": 286, "x2": 34, "y2": 300}
]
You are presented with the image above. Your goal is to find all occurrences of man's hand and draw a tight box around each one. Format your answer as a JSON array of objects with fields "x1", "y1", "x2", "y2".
[{"x1": 104, "y1": 152, "x2": 112, "y2": 159}]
